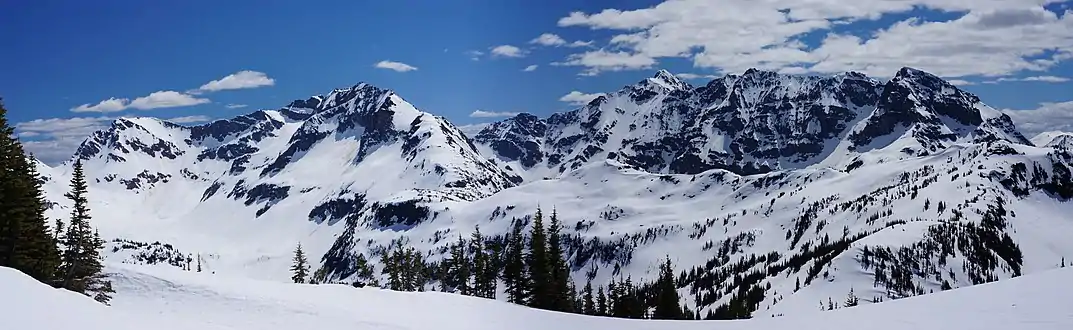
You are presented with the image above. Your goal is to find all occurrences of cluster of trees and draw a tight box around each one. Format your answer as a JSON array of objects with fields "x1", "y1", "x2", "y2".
[
  {"x1": 820, "y1": 288, "x2": 860, "y2": 311},
  {"x1": 859, "y1": 198, "x2": 1023, "y2": 298},
  {"x1": 0, "y1": 101, "x2": 112, "y2": 303},
  {"x1": 289, "y1": 207, "x2": 694, "y2": 320}
]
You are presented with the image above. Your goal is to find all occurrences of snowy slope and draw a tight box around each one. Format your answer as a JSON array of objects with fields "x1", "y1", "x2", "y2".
[
  {"x1": 32, "y1": 67, "x2": 1073, "y2": 318},
  {"x1": 1032, "y1": 131, "x2": 1073, "y2": 149},
  {"x1": 4, "y1": 264, "x2": 1073, "y2": 330}
]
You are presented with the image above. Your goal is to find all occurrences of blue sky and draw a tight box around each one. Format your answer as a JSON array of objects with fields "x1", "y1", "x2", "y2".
[{"x1": 3, "y1": 0, "x2": 1072, "y2": 164}]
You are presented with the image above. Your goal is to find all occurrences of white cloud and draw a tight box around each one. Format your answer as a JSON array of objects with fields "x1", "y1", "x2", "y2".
[
  {"x1": 166, "y1": 115, "x2": 213, "y2": 124},
  {"x1": 675, "y1": 73, "x2": 719, "y2": 80},
  {"x1": 559, "y1": 91, "x2": 605, "y2": 106},
  {"x1": 374, "y1": 60, "x2": 419, "y2": 72},
  {"x1": 467, "y1": 50, "x2": 484, "y2": 61},
  {"x1": 72, "y1": 97, "x2": 129, "y2": 113},
  {"x1": 554, "y1": 49, "x2": 655, "y2": 75},
  {"x1": 128, "y1": 91, "x2": 210, "y2": 110},
  {"x1": 530, "y1": 33, "x2": 595, "y2": 48},
  {"x1": 988, "y1": 75, "x2": 1071, "y2": 83},
  {"x1": 523, "y1": 65, "x2": 539, "y2": 72},
  {"x1": 469, "y1": 110, "x2": 521, "y2": 118},
  {"x1": 1022, "y1": 76, "x2": 1071, "y2": 82},
  {"x1": 15, "y1": 116, "x2": 114, "y2": 164},
  {"x1": 531, "y1": 33, "x2": 568, "y2": 46},
  {"x1": 197, "y1": 70, "x2": 275, "y2": 92},
  {"x1": 1003, "y1": 100, "x2": 1073, "y2": 138},
  {"x1": 226, "y1": 103, "x2": 248, "y2": 109},
  {"x1": 554, "y1": 1, "x2": 1073, "y2": 78},
  {"x1": 569, "y1": 40, "x2": 594, "y2": 47},
  {"x1": 948, "y1": 79, "x2": 976, "y2": 86},
  {"x1": 490, "y1": 45, "x2": 527, "y2": 58},
  {"x1": 71, "y1": 91, "x2": 208, "y2": 113}
]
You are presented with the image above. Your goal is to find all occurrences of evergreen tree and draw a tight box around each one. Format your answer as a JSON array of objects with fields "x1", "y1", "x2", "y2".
[
  {"x1": 470, "y1": 226, "x2": 494, "y2": 298},
  {"x1": 471, "y1": 225, "x2": 498, "y2": 299},
  {"x1": 196, "y1": 253, "x2": 202, "y2": 273},
  {"x1": 481, "y1": 235, "x2": 500, "y2": 299},
  {"x1": 291, "y1": 243, "x2": 309, "y2": 283},
  {"x1": 0, "y1": 99, "x2": 61, "y2": 284},
  {"x1": 653, "y1": 257, "x2": 682, "y2": 319},
  {"x1": 582, "y1": 279, "x2": 595, "y2": 315},
  {"x1": 569, "y1": 281, "x2": 581, "y2": 313},
  {"x1": 449, "y1": 235, "x2": 471, "y2": 295},
  {"x1": 85, "y1": 230, "x2": 113, "y2": 303},
  {"x1": 404, "y1": 246, "x2": 425, "y2": 291},
  {"x1": 502, "y1": 218, "x2": 529, "y2": 304},
  {"x1": 596, "y1": 286, "x2": 608, "y2": 316},
  {"x1": 546, "y1": 208, "x2": 572, "y2": 312},
  {"x1": 525, "y1": 208, "x2": 552, "y2": 309},
  {"x1": 383, "y1": 245, "x2": 403, "y2": 290},
  {"x1": 58, "y1": 160, "x2": 111, "y2": 303},
  {"x1": 844, "y1": 288, "x2": 859, "y2": 307}
]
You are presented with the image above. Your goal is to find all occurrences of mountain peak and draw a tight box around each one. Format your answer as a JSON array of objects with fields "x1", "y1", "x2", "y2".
[{"x1": 642, "y1": 69, "x2": 690, "y2": 91}]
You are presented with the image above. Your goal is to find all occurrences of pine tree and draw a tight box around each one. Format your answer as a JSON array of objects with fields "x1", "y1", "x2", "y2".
[
  {"x1": 546, "y1": 208, "x2": 572, "y2": 312},
  {"x1": 450, "y1": 235, "x2": 471, "y2": 295},
  {"x1": 470, "y1": 226, "x2": 494, "y2": 298},
  {"x1": 472, "y1": 225, "x2": 499, "y2": 299},
  {"x1": 481, "y1": 235, "x2": 500, "y2": 299},
  {"x1": 502, "y1": 218, "x2": 529, "y2": 304},
  {"x1": 0, "y1": 99, "x2": 61, "y2": 284},
  {"x1": 291, "y1": 243, "x2": 309, "y2": 283},
  {"x1": 844, "y1": 288, "x2": 859, "y2": 307},
  {"x1": 525, "y1": 208, "x2": 553, "y2": 309},
  {"x1": 58, "y1": 160, "x2": 111, "y2": 302},
  {"x1": 596, "y1": 286, "x2": 608, "y2": 316},
  {"x1": 403, "y1": 246, "x2": 425, "y2": 291},
  {"x1": 85, "y1": 230, "x2": 113, "y2": 303},
  {"x1": 569, "y1": 281, "x2": 582, "y2": 313},
  {"x1": 653, "y1": 257, "x2": 682, "y2": 319},
  {"x1": 582, "y1": 279, "x2": 595, "y2": 315},
  {"x1": 196, "y1": 253, "x2": 202, "y2": 273}
]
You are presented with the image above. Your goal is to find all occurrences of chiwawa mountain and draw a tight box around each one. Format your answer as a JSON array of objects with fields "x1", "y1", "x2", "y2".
[{"x1": 22, "y1": 67, "x2": 1073, "y2": 322}]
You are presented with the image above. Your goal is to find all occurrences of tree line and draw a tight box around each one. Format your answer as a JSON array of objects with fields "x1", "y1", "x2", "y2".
[
  {"x1": 291, "y1": 207, "x2": 695, "y2": 320},
  {"x1": 0, "y1": 100, "x2": 113, "y2": 303}
]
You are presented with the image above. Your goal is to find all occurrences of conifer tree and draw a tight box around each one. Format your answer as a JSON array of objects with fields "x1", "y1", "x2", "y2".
[
  {"x1": 582, "y1": 279, "x2": 595, "y2": 315},
  {"x1": 0, "y1": 100, "x2": 61, "y2": 284},
  {"x1": 596, "y1": 286, "x2": 608, "y2": 316},
  {"x1": 196, "y1": 253, "x2": 202, "y2": 273},
  {"x1": 653, "y1": 257, "x2": 682, "y2": 319},
  {"x1": 450, "y1": 235, "x2": 471, "y2": 295},
  {"x1": 547, "y1": 208, "x2": 572, "y2": 312},
  {"x1": 404, "y1": 246, "x2": 425, "y2": 291},
  {"x1": 569, "y1": 281, "x2": 581, "y2": 313},
  {"x1": 844, "y1": 288, "x2": 859, "y2": 307},
  {"x1": 470, "y1": 225, "x2": 497, "y2": 299},
  {"x1": 502, "y1": 218, "x2": 529, "y2": 304},
  {"x1": 525, "y1": 208, "x2": 552, "y2": 309},
  {"x1": 291, "y1": 243, "x2": 309, "y2": 283},
  {"x1": 58, "y1": 160, "x2": 111, "y2": 302},
  {"x1": 383, "y1": 245, "x2": 403, "y2": 290},
  {"x1": 481, "y1": 236, "x2": 500, "y2": 299}
]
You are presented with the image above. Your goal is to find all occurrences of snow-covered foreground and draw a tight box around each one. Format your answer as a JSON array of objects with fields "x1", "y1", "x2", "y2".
[{"x1": 5, "y1": 264, "x2": 1072, "y2": 330}]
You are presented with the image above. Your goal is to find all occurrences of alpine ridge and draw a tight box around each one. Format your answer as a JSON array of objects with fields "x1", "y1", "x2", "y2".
[{"x1": 33, "y1": 67, "x2": 1073, "y2": 318}]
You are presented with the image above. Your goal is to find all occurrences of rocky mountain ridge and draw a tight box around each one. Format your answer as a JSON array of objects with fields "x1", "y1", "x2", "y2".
[{"x1": 33, "y1": 67, "x2": 1073, "y2": 318}]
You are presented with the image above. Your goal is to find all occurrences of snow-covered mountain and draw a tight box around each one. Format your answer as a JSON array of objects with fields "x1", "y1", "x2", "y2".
[
  {"x1": 33, "y1": 67, "x2": 1073, "y2": 318},
  {"x1": 1032, "y1": 131, "x2": 1073, "y2": 150}
]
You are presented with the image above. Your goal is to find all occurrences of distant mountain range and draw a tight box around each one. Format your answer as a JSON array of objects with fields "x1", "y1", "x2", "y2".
[{"x1": 34, "y1": 67, "x2": 1073, "y2": 317}]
